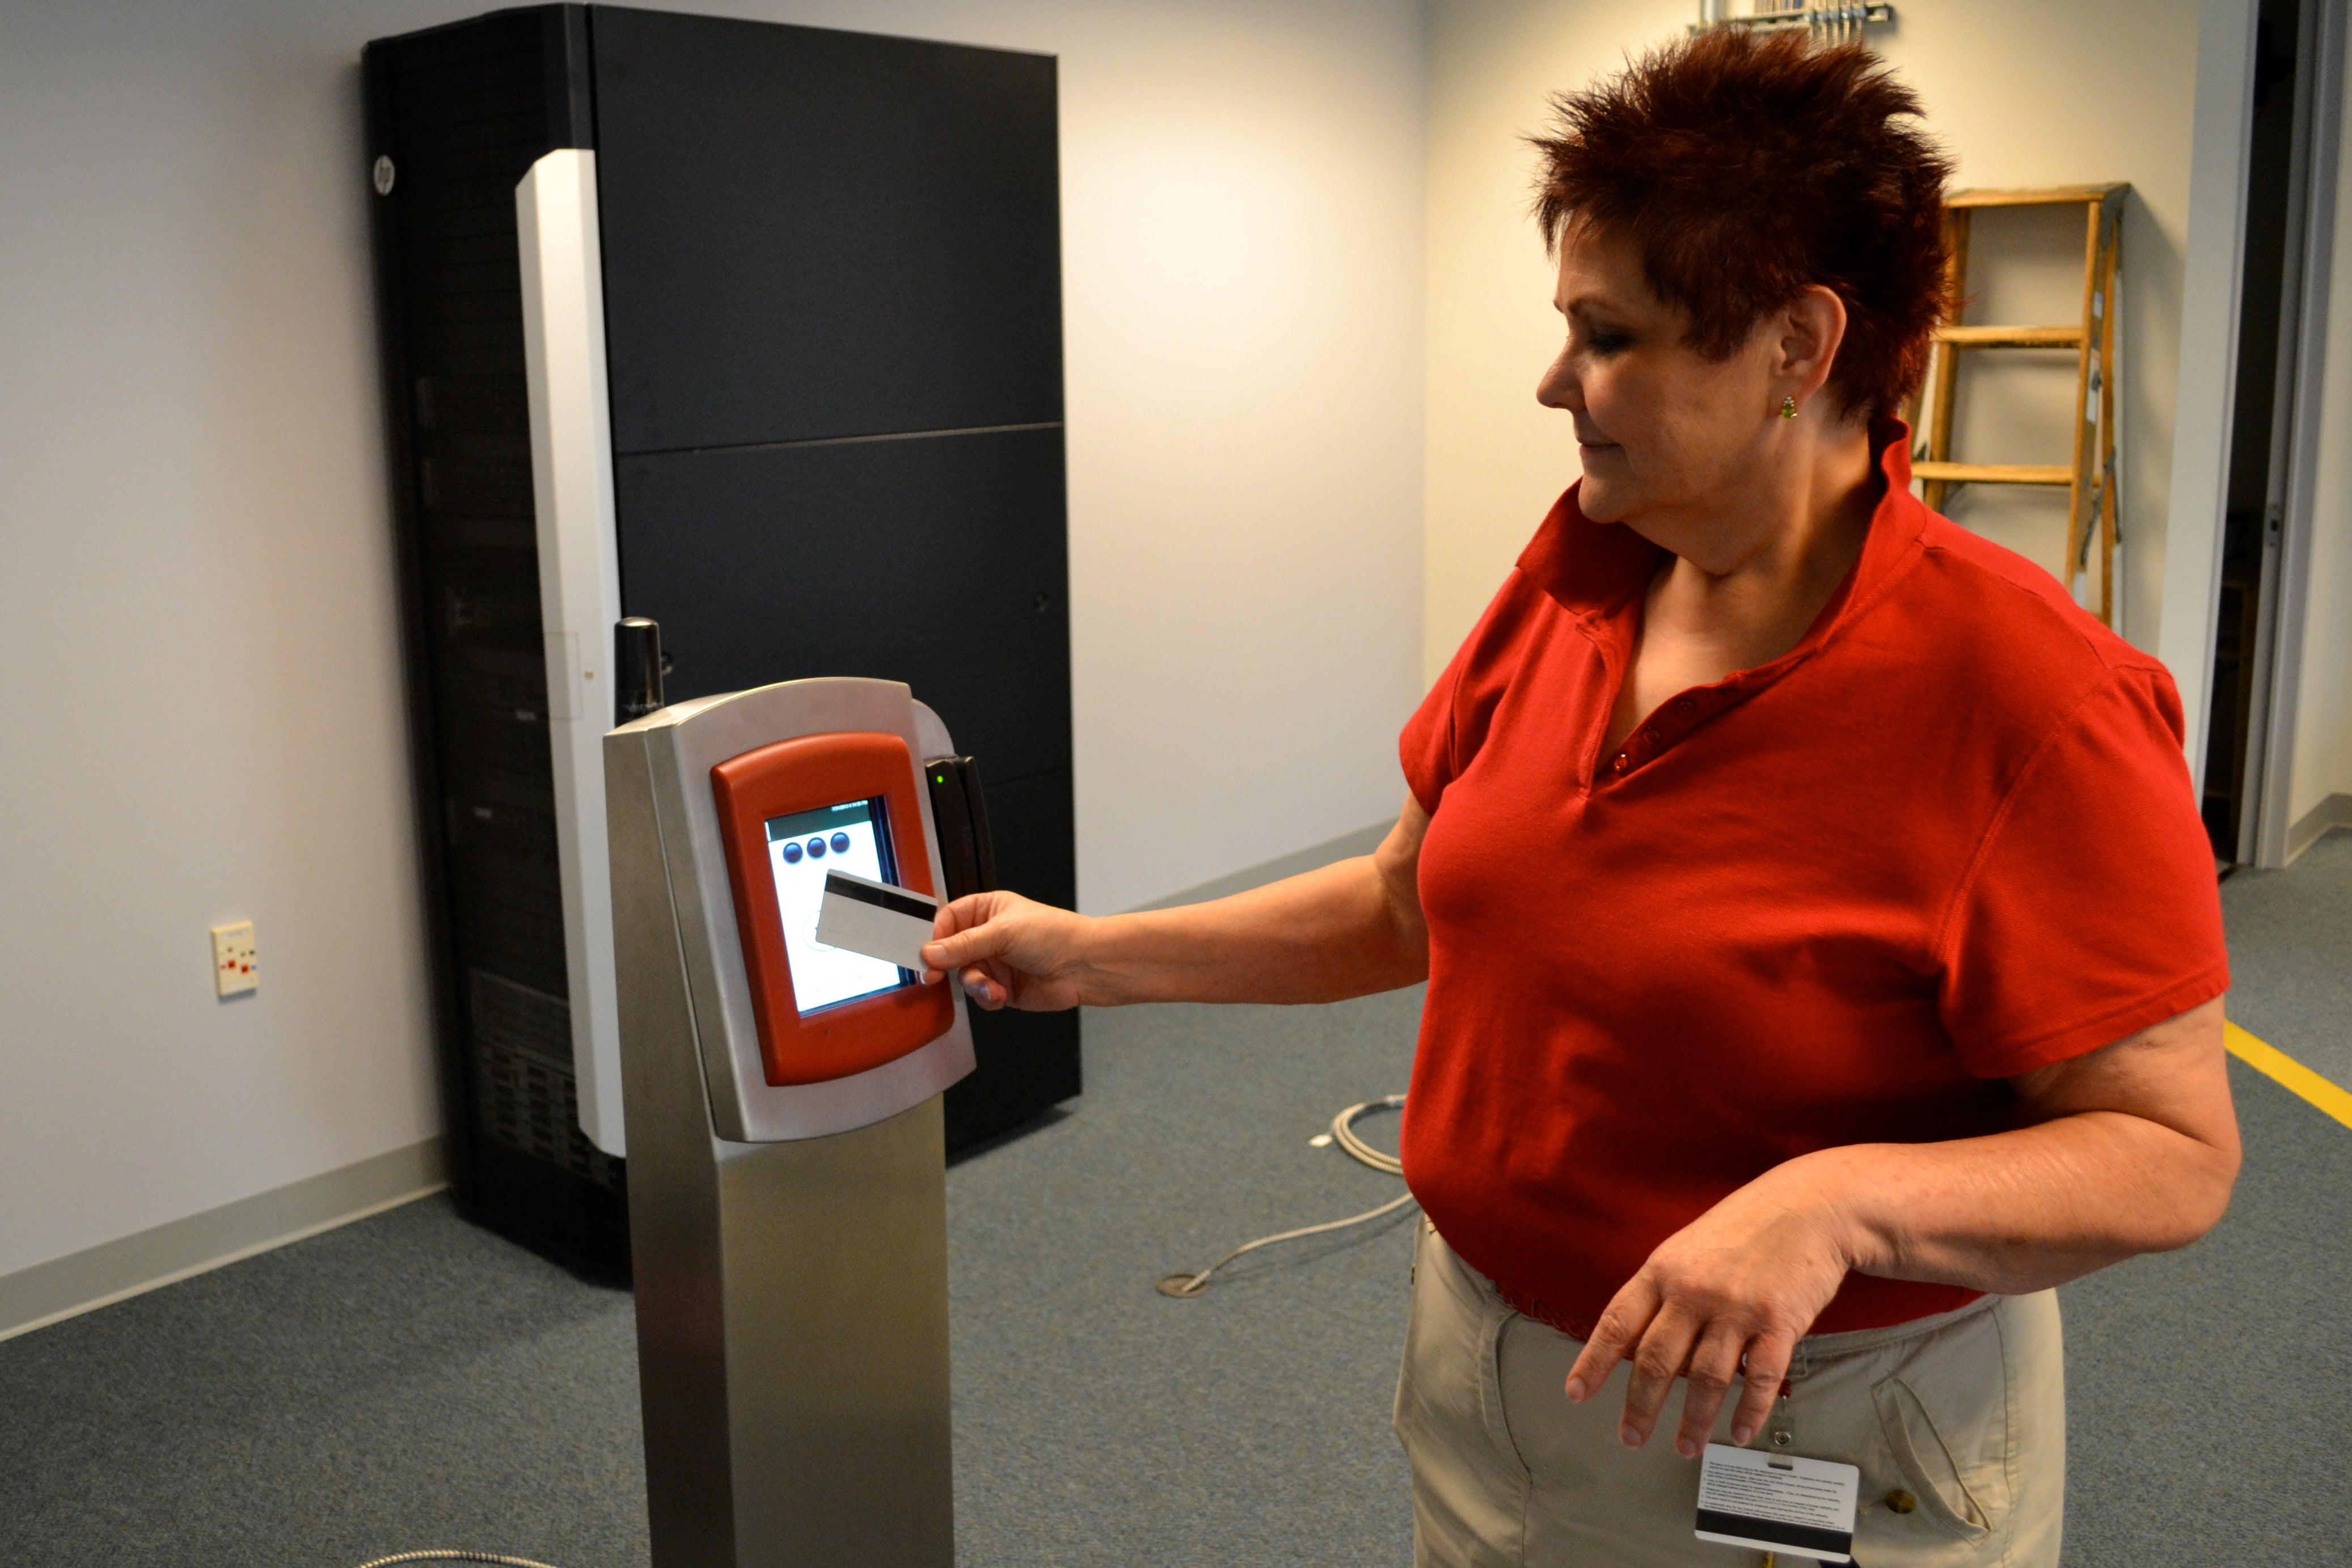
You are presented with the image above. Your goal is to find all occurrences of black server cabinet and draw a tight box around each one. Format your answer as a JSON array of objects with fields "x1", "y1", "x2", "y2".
[{"x1": 365, "y1": 6, "x2": 1080, "y2": 1273}]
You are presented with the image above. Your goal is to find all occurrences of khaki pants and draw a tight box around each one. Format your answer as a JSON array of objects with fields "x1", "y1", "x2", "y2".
[{"x1": 1394, "y1": 1220, "x2": 2064, "y2": 1566}]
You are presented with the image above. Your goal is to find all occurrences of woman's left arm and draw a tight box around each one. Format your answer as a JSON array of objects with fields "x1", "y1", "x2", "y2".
[{"x1": 1566, "y1": 995, "x2": 2239, "y2": 1457}]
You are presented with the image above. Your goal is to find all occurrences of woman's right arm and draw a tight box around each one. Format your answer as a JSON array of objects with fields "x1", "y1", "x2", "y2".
[{"x1": 918, "y1": 796, "x2": 1433, "y2": 1011}]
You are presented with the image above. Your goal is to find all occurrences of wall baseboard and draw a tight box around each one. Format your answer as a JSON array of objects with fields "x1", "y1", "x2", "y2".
[
  {"x1": 1124, "y1": 820, "x2": 1394, "y2": 912},
  {"x1": 0, "y1": 823, "x2": 1396, "y2": 1342},
  {"x1": 2286, "y1": 792, "x2": 2352, "y2": 865},
  {"x1": 0, "y1": 1138, "x2": 446, "y2": 1343}
]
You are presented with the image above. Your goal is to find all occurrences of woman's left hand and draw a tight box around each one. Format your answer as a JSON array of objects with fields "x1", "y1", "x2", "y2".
[
  {"x1": 1562, "y1": 1161, "x2": 1858, "y2": 1459},
  {"x1": 1563, "y1": 1000, "x2": 2240, "y2": 1460}
]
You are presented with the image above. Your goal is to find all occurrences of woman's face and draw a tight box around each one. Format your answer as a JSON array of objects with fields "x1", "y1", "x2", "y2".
[{"x1": 1535, "y1": 221, "x2": 1786, "y2": 542}]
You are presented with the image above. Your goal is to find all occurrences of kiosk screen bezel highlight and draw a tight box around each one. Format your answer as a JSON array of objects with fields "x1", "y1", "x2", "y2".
[{"x1": 711, "y1": 731, "x2": 955, "y2": 1086}]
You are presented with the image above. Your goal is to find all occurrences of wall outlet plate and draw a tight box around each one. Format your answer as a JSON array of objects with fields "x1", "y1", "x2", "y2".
[{"x1": 211, "y1": 921, "x2": 257, "y2": 997}]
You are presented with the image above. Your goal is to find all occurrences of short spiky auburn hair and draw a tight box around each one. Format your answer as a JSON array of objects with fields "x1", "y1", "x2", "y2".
[{"x1": 1531, "y1": 28, "x2": 1953, "y2": 421}]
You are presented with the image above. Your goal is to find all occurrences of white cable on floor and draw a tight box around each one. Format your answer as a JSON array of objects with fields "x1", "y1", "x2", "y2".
[
  {"x1": 354, "y1": 1552, "x2": 573, "y2": 1567},
  {"x1": 1328, "y1": 1092, "x2": 1406, "y2": 1175},
  {"x1": 1156, "y1": 1094, "x2": 1412, "y2": 1298}
]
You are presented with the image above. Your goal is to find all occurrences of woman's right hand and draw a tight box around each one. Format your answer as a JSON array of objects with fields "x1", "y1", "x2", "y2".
[
  {"x1": 914, "y1": 797, "x2": 1431, "y2": 1012},
  {"x1": 919, "y1": 890, "x2": 1095, "y2": 1012}
]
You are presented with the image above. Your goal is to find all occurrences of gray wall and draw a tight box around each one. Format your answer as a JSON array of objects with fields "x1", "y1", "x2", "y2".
[{"x1": 0, "y1": 0, "x2": 1428, "y2": 1282}]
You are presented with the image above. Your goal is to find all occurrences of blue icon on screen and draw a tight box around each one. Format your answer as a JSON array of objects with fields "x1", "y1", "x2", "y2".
[
  {"x1": 806, "y1": 838, "x2": 827, "y2": 859},
  {"x1": 830, "y1": 831, "x2": 851, "y2": 853},
  {"x1": 779, "y1": 840, "x2": 803, "y2": 864}
]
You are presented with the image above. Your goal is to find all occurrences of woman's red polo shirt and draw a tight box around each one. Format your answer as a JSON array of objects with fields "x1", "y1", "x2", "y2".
[{"x1": 1398, "y1": 437, "x2": 2229, "y2": 1337}]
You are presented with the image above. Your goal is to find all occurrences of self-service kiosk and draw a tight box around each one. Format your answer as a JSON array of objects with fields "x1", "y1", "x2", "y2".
[{"x1": 606, "y1": 676, "x2": 975, "y2": 1567}]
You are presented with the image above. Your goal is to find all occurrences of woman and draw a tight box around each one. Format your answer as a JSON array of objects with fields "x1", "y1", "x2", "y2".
[{"x1": 920, "y1": 29, "x2": 2236, "y2": 1567}]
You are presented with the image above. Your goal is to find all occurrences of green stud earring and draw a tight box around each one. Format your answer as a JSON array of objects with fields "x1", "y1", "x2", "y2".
[{"x1": 1779, "y1": 395, "x2": 1798, "y2": 420}]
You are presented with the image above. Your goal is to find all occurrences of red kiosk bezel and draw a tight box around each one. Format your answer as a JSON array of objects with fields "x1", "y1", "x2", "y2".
[{"x1": 710, "y1": 730, "x2": 955, "y2": 1087}]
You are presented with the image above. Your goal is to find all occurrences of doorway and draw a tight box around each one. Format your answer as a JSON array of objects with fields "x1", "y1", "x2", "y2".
[
  {"x1": 2204, "y1": 0, "x2": 2312, "y2": 861},
  {"x1": 2203, "y1": 0, "x2": 2352, "y2": 867}
]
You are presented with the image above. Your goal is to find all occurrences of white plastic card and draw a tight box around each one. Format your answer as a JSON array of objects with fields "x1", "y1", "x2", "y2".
[
  {"x1": 1695, "y1": 1443, "x2": 1859, "y2": 1563},
  {"x1": 814, "y1": 868, "x2": 941, "y2": 973}
]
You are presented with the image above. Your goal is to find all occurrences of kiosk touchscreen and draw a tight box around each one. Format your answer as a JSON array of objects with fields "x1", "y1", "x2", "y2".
[
  {"x1": 607, "y1": 678, "x2": 974, "y2": 1568},
  {"x1": 708, "y1": 730, "x2": 956, "y2": 1088},
  {"x1": 762, "y1": 798, "x2": 905, "y2": 1011}
]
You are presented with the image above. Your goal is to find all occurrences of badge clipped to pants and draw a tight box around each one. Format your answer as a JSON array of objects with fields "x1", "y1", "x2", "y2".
[{"x1": 1695, "y1": 1442, "x2": 1860, "y2": 1562}]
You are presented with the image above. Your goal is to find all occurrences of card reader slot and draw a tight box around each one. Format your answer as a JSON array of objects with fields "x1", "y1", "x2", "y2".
[{"x1": 924, "y1": 754, "x2": 995, "y2": 902}]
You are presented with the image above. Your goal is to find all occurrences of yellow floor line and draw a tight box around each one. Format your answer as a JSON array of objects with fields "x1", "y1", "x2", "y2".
[{"x1": 2225, "y1": 1021, "x2": 2352, "y2": 1131}]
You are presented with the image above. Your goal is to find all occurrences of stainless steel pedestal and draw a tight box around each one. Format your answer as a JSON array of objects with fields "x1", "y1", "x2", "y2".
[{"x1": 608, "y1": 679, "x2": 972, "y2": 1568}]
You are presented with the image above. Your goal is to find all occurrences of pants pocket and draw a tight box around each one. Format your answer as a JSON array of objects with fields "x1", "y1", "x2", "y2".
[
  {"x1": 1872, "y1": 1373, "x2": 1993, "y2": 1539},
  {"x1": 1395, "y1": 1224, "x2": 1531, "y2": 1568}
]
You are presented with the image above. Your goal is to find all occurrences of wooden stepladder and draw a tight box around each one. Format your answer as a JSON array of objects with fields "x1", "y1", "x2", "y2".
[{"x1": 1911, "y1": 183, "x2": 2126, "y2": 625}]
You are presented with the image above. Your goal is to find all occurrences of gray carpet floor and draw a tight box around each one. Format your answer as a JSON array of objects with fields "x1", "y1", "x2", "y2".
[
  {"x1": 3, "y1": 840, "x2": 2347, "y2": 1566},
  {"x1": 2219, "y1": 828, "x2": 2352, "y2": 1083},
  {"x1": 0, "y1": 987, "x2": 1422, "y2": 1568}
]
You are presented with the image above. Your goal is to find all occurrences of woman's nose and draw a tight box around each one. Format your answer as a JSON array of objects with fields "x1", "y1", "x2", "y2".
[{"x1": 1536, "y1": 354, "x2": 1582, "y2": 412}]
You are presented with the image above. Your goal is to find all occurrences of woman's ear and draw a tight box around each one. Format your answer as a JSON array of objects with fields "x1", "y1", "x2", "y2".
[{"x1": 1777, "y1": 284, "x2": 1849, "y2": 403}]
